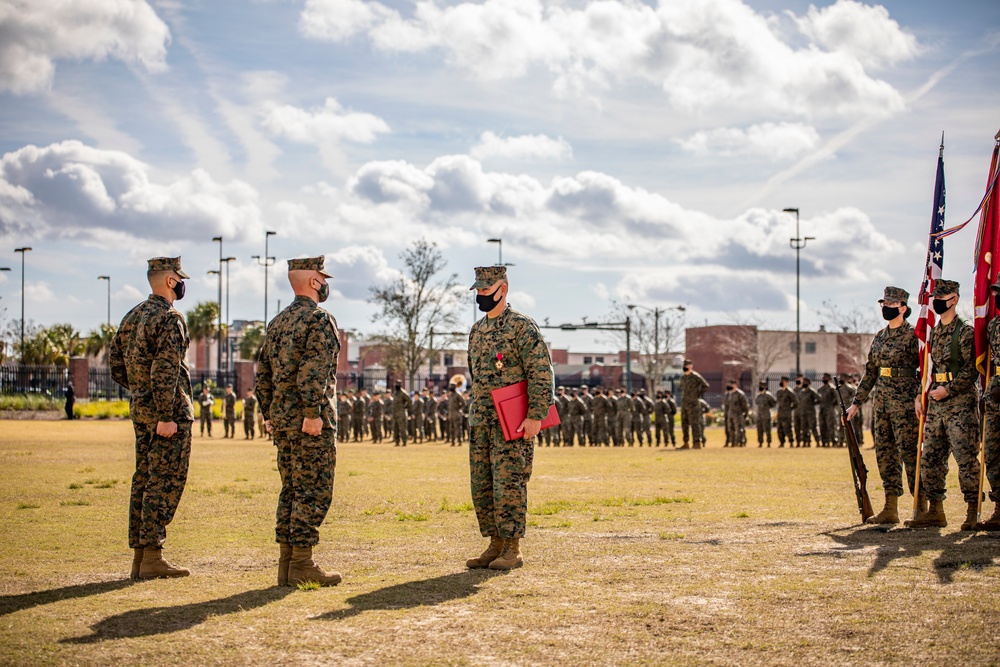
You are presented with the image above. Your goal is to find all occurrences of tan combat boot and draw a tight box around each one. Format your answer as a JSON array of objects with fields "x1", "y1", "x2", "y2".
[
  {"x1": 130, "y1": 548, "x2": 143, "y2": 580},
  {"x1": 287, "y1": 546, "x2": 342, "y2": 587},
  {"x1": 277, "y1": 542, "x2": 292, "y2": 586},
  {"x1": 466, "y1": 536, "x2": 504, "y2": 569},
  {"x1": 866, "y1": 494, "x2": 899, "y2": 525},
  {"x1": 488, "y1": 538, "x2": 523, "y2": 570},
  {"x1": 977, "y1": 503, "x2": 1000, "y2": 531},
  {"x1": 138, "y1": 548, "x2": 191, "y2": 579},
  {"x1": 960, "y1": 502, "x2": 979, "y2": 531},
  {"x1": 905, "y1": 499, "x2": 947, "y2": 528}
]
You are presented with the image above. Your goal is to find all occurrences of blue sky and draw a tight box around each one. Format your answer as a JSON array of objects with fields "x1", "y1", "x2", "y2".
[{"x1": 0, "y1": 0, "x2": 998, "y2": 353}]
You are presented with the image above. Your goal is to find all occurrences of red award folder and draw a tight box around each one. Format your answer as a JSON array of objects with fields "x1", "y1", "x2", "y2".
[{"x1": 490, "y1": 381, "x2": 560, "y2": 441}]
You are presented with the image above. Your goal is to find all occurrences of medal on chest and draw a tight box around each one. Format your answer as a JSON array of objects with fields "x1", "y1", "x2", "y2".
[{"x1": 495, "y1": 352, "x2": 504, "y2": 370}]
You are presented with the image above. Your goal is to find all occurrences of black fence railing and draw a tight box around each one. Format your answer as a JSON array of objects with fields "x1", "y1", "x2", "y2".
[
  {"x1": 190, "y1": 369, "x2": 237, "y2": 396},
  {"x1": 0, "y1": 365, "x2": 68, "y2": 396},
  {"x1": 88, "y1": 366, "x2": 130, "y2": 401}
]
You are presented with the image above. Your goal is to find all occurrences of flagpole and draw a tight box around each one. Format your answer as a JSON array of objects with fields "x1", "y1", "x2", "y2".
[
  {"x1": 912, "y1": 338, "x2": 931, "y2": 519},
  {"x1": 978, "y1": 364, "x2": 990, "y2": 523}
]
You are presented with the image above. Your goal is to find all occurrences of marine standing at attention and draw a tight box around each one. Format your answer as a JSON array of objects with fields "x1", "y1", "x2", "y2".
[
  {"x1": 256, "y1": 256, "x2": 342, "y2": 587},
  {"x1": 110, "y1": 256, "x2": 194, "y2": 580},
  {"x1": 465, "y1": 266, "x2": 554, "y2": 571}
]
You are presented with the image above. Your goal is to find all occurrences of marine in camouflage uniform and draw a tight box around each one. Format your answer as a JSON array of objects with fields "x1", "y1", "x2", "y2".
[
  {"x1": 835, "y1": 377, "x2": 856, "y2": 447},
  {"x1": 352, "y1": 389, "x2": 367, "y2": 442},
  {"x1": 555, "y1": 387, "x2": 569, "y2": 446},
  {"x1": 392, "y1": 384, "x2": 412, "y2": 446},
  {"x1": 580, "y1": 386, "x2": 594, "y2": 446},
  {"x1": 256, "y1": 256, "x2": 342, "y2": 586},
  {"x1": 754, "y1": 384, "x2": 777, "y2": 447},
  {"x1": 725, "y1": 384, "x2": 749, "y2": 447},
  {"x1": 679, "y1": 360, "x2": 709, "y2": 449},
  {"x1": 368, "y1": 393, "x2": 384, "y2": 443},
  {"x1": 448, "y1": 385, "x2": 466, "y2": 445},
  {"x1": 775, "y1": 378, "x2": 797, "y2": 447},
  {"x1": 909, "y1": 280, "x2": 981, "y2": 530},
  {"x1": 243, "y1": 390, "x2": 257, "y2": 439},
  {"x1": 617, "y1": 389, "x2": 635, "y2": 446},
  {"x1": 567, "y1": 388, "x2": 585, "y2": 446},
  {"x1": 592, "y1": 387, "x2": 610, "y2": 446},
  {"x1": 817, "y1": 375, "x2": 838, "y2": 447},
  {"x1": 795, "y1": 379, "x2": 821, "y2": 447},
  {"x1": 466, "y1": 266, "x2": 554, "y2": 571},
  {"x1": 979, "y1": 277, "x2": 1000, "y2": 530},
  {"x1": 223, "y1": 384, "x2": 237, "y2": 438},
  {"x1": 637, "y1": 389, "x2": 653, "y2": 446},
  {"x1": 663, "y1": 391, "x2": 678, "y2": 446},
  {"x1": 109, "y1": 256, "x2": 194, "y2": 579},
  {"x1": 848, "y1": 286, "x2": 921, "y2": 524}
]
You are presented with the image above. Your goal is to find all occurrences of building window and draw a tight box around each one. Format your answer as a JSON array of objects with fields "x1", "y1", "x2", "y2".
[
  {"x1": 443, "y1": 353, "x2": 454, "y2": 366},
  {"x1": 805, "y1": 342, "x2": 817, "y2": 354},
  {"x1": 583, "y1": 356, "x2": 593, "y2": 364},
  {"x1": 595, "y1": 356, "x2": 604, "y2": 363}
]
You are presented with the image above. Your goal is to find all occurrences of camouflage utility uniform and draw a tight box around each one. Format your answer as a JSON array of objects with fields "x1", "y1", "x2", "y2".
[
  {"x1": 853, "y1": 320, "x2": 920, "y2": 497},
  {"x1": 775, "y1": 385, "x2": 797, "y2": 447},
  {"x1": 680, "y1": 370, "x2": 709, "y2": 448},
  {"x1": 817, "y1": 380, "x2": 838, "y2": 447},
  {"x1": 256, "y1": 293, "x2": 340, "y2": 548},
  {"x1": 392, "y1": 387, "x2": 411, "y2": 446},
  {"x1": 468, "y1": 304, "x2": 554, "y2": 540},
  {"x1": 754, "y1": 389, "x2": 777, "y2": 447},
  {"x1": 725, "y1": 387, "x2": 749, "y2": 447},
  {"x1": 981, "y1": 313, "x2": 1000, "y2": 525},
  {"x1": 919, "y1": 316, "x2": 980, "y2": 504},
  {"x1": 110, "y1": 264, "x2": 194, "y2": 553}
]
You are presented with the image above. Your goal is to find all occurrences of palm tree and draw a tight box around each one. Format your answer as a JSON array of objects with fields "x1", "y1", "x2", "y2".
[
  {"x1": 85, "y1": 323, "x2": 117, "y2": 363},
  {"x1": 18, "y1": 323, "x2": 84, "y2": 366},
  {"x1": 186, "y1": 301, "x2": 219, "y2": 370},
  {"x1": 238, "y1": 323, "x2": 265, "y2": 360}
]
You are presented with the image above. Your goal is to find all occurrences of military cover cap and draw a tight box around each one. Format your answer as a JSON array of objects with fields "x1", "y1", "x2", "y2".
[
  {"x1": 991, "y1": 276, "x2": 1000, "y2": 293},
  {"x1": 933, "y1": 279, "x2": 960, "y2": 297},
  {"x1": 878, "y1": 286, "x2": 909, "y2": 303},
  {"x1": 470, "y1": 265, "x2": 506, "y2": 290},
  {"x1": 147, "y1": 256, "x2": 190, "y2": 279},
  {"x1": 288, "y1": 256, "x2": 333, "y2": 277}
]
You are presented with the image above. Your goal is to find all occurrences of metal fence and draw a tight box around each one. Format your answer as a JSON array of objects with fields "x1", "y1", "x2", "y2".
[
  {"x1": 190, "y1": 369, "x2": 237, "y2": 396},
  {"x1": 88, "y1": 366, "x2": 129, "y2": 401},
  {"x1": 0, "y1": 365, "x2": 68, "y2": 396}
]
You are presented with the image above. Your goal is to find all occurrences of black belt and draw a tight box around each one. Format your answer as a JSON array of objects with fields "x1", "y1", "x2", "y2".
[{"x1": 879, "y1": 367, "x2": 916, "y2": 378}]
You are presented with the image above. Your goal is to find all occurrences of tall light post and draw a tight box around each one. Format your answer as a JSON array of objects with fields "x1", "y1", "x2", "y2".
[
  {"x1": 221, "y1": 257, "x2": 236, "y2": 370},
  {"x1": 212, "y1": 236, "x2": 223, "y2": 372},
  {"x1": 487, "y1": 238, "x2": 502, "y2": 265},
  {"x1": 14, "y1": 247, "x2": 31, "y2": 364},
  {"x1": 253, "y1": 230, "x2": 277, "y2": 326},
  {"x1": 541, "y1": 319, "x2": 632, "y2": 391},
  {"x1": 627, "y1": 303, "x2": 686, "y2": 390},
  {"x1": 785, "y1": 208, "x2": 815, "y2": 377},
  {"x1": 98, "y1": 275, "x2": 111, "y2": 327}
]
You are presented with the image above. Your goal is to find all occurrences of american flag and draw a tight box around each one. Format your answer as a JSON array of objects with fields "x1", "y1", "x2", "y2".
[{"x1": 915, "y1": 142, "x2": 946, "y2": 385}]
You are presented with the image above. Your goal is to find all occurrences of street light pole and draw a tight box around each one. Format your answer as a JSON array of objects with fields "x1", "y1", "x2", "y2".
[
  {"x1": 785, "y1": 208, "x2": 815, "y2": 377},
  {"x1": 14, "y1": 247, "x2": 31, "y2": 364},
  {"x1": 627, "y1": 303, "x2": 686, "y2": 390},
  {"x1": 98, "y1": 275, "x2": 110, "y2": 327},
  {"x1": 222, "y1": 257, "x2": 236, "y2": 371},
  {"x1": 253, "y1": 231, "x2": 277, "y2": 326},
  {"x1": 487, "y1": 238, "x2": 502, "y2": 265},
  {"x1": 212, "y1": 236, "x2": 223, "y2": 372}
]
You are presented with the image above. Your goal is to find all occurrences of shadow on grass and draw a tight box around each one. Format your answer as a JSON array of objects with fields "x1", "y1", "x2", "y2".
[
  {"x1": 312, "y1": 570, "x2": 503, "y2": 622},
  {"x1": 61, "y1": 587, "x2": 293, "y2": 644},
  {"x1": 820, "y1": 526, "x2": 1000, "y2": 583},
  {"x1": 0, "y1": 578, "x2": 134, "y2": 617}
]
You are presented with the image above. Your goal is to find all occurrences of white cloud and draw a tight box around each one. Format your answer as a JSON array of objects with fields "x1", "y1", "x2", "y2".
[
  {"x1": 507, "y1": 289, "x2": 536, "y2": 310},
  {"x1": 0, "y1": 140, "x2": 265, "y2": 243},
  {"x1": 262, "y1": 97, "x2": 390, "y2": 146},
  {"x1": 324, "y1": 245, "x2": 400, "y2": 301},
  {"x1": 470, "y1": 131, "x2": 572, "y2": 161},
  {"x1": 298, "y1": 0, "x2": 917, "y2": 119},
  {"x1": 0, "y1": 0, "x2": 171, "y2": 94},
  {"x1": 677, "y1": 123, "x2": 821, "y2": 161},
  {"x1": 795, "y1": 0, "x2": 920, "y2": 70}
]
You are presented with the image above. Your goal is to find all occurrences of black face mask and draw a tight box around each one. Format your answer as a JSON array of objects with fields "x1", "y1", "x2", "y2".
[
  {"x1": 932, "y1": 298, "x2": 952, "y2": 315},
  {"x1": 476, "y1": 289, "x2": 503, "y2": 312},
  {"x1": 881, "y1": 305, "x2": 900, "y2": 321},
  {"x1": 995, "y1": 294, "x2": 1000, "y2": 311},
  {"x1": 172, "y1": 279, "x2": 186, "y2": 301}
]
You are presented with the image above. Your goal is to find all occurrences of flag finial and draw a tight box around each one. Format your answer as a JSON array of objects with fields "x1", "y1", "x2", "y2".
[
  {"x1": 994, "y1": 127, "x2": 1000, "y2": 143},
  {"x1": 940, "y1": 131, "x2": 945, "y2": 156}
]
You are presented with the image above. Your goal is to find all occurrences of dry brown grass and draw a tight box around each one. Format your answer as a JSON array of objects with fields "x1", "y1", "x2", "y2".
[{"x1": 1, "y1": 420, "x2": 998, "y2": 666}]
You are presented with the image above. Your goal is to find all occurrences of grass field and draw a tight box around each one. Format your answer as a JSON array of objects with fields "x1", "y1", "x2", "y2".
[{"x1": 1, "y1": 420, "x2": 998, "y2": 666}]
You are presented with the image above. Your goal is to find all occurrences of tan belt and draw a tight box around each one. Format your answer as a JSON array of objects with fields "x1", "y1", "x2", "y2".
[{"x1": 934, "y1": 372, "x2": 953, "y2": 383}]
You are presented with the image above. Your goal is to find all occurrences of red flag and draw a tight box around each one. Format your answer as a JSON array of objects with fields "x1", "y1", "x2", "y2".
[{"x1": 973, "y1": 140, "x2": 1000, "y2": 381}]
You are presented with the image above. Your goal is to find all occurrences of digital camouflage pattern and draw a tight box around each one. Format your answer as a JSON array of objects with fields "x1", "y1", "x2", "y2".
[
  {"x1": 853, "y1": 320, "x2": 920, "y2": 496},
  {"x1": 795, "y1": 385, "x2": 820, "y2": 446},
  {"x1": 110, "y1": 295, "x2": 195, "y2": 425},
  {"x1": 568, "y1": 394, "x2": 586, "y2": 446},
  {"x1": 679, "y1": 371, "x2": 709, "y2": 446},
  {"x1": 754, "y1": 390, "x2": 777, "y2": 445},
  {"x1": 128, "y1": 421, "x2": 192, "y2": 548},
  {"x1": 817, "y1": 382, "x2": 838, "y2": 446},
  {"x1": 984, "y1": 317, "x2": 1000, "y2": 502},
  {"x1": 274, "y1": 429, "x2": 336, "y2": 546},
  {"x1": 255, "y1": 294, "x2": 341, "y2": 546},
  {"x1": 921, "y1": 317, "x2": 981, "y2": 503},
  {"x1": 110, "y1": 292, "x2": 194, "y2": 550},
  {"x1": 775, "y1": 386, "x2": 797, "y2": 446},
  {"x1": 468, "y1": 304, "x2": 554, "y2": 539},
  {"x1": 256, "y1": 295, "x2": 341, "y2": 431},
  {"x1": 725, "y1": 388, "x2": 749, "y2": 446},
  {"x1": 392, "y1": 387, "x2": 411, "y2": 445}
]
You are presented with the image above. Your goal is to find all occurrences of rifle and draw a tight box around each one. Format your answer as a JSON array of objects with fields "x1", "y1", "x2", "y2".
[{"x1": 834, "y1": 377, "x2": 874, "y2": 522}]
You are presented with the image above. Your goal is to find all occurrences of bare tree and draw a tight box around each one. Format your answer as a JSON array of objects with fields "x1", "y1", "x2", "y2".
[
  {"x1": 369, "y1": 239, "x2": 463, "y2": 387},
  {"x1": 817, "y1": 300, "x2": 879, "y2": 374},
  {"x1": 602, "y1": 301, "x2": 686, "y2": 390},
  {"x1": 714, "y1": 317, "x2": 792, "y2": 386}
]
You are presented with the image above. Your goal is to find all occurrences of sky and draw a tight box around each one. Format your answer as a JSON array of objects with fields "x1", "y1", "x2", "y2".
[{"x1": 0, "y1": 0, "x2": 998, "y2": 354}]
